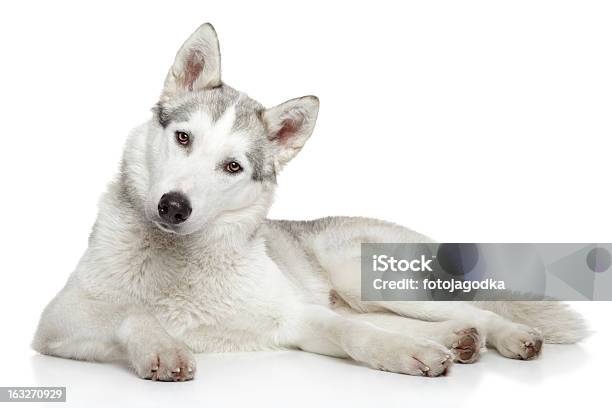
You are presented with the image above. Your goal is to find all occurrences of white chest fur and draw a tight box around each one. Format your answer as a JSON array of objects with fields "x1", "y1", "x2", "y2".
[{"x1": 76, "y1": 203, "x2": 303, "y2": 352}]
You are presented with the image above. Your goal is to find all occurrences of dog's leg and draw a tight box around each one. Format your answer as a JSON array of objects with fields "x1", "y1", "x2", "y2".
[
  {"x1": 302, "y1": 217, "x2": 544, "y2": 360},
  {"x1": 32, "y1": 285, "x2": 196, "y2": 381},
  {"x1": 291, "y1": 305, "x2": 453, "y2": 376},
  {"x1": 334, "y1": 307, "x2": 485, "y2": 364},
  {"x1": 376, "y1": 301, "x2": 543, "y2": 360}
]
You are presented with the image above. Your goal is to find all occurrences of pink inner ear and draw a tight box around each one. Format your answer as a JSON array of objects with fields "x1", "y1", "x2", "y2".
[
  {"x1": 182, "y1": 50, "x2": 205, "y2": 91},
  {"x1": 277, "y1": 116, "x2": 304, "y2": 145}
]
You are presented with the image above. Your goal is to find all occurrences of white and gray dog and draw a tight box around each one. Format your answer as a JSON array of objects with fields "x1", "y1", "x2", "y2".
[{"x1": 33, "y1": 23, "x2": 587, "y2": 381}]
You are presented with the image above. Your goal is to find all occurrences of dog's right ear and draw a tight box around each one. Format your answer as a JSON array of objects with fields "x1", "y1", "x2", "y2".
[{"x1": 160, "y1": 23, "x2": 221, "y2": 101}]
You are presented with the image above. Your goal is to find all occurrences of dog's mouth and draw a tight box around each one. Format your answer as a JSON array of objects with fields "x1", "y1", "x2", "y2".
[{"x1": 153, "y1": 221, "x2": 181, "y2": 234}]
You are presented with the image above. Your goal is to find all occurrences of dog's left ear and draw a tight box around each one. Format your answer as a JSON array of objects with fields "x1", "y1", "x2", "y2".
[
  {"x1": 263, "y1": 96, "x2": 319, "y2": 171},
  {"x1": 161, "y1": 23, "x2": 221, "y2": 101}
]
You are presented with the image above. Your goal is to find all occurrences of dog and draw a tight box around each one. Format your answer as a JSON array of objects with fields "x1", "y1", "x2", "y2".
[{"x1": 33, "y1": 23, "x2": 587, "y2": 381}]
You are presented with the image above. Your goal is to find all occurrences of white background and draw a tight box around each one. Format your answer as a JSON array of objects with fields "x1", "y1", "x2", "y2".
[{"x1": 0, "y1": 0, "x2": 611, "y2": 407}]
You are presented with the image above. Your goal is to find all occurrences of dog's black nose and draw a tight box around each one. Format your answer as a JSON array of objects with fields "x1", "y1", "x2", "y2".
[{"x1": 158, "y1": 192, "x2": 192, "y2": 224}]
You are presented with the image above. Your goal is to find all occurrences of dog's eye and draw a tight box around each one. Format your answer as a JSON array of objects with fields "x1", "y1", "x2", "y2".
[
  {"x1": 225, "y1": 161, "x2": 243, "y2": 174},
  {"x1": 175, "y1": 131, "x2": 190, "y2": 146}
]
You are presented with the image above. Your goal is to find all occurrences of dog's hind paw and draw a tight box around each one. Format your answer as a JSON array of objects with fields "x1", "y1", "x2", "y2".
[
  {"x1": 494, "y1": 324, "x2": 543, "y2": 360},
  {"x1": 449, "y1": 327, "x2": 484, "y2": 364},
  {"x1": 432, "y1": 321, "x2": 485, "y2": 364}
]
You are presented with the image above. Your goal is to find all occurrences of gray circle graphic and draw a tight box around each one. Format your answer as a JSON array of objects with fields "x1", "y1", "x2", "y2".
[
  {"x1": 436, "y1": 243, "x2": 479, "y2": 277},
  {"x1": 586, "y1": 247, "x2": 611, "y2": 273}
]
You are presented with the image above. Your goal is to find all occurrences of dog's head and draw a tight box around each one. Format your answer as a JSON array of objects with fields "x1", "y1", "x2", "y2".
[{"x1": 135, "y1": 23, "x2": 318, "y2": 236}]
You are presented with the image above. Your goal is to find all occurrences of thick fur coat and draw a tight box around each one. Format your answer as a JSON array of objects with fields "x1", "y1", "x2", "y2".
[{"x1": 33, "y1": 23, "x2": 587, "y2": 381}]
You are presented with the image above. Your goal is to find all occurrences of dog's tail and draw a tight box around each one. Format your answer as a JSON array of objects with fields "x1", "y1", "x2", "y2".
[{"x1": 474, "y1": 301, "x2": 589, "y2": 343}]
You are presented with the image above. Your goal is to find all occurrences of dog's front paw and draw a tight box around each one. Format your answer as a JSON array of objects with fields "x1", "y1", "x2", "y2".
[
  {"x1": 365, "y1": 336, "x2": 453, "y2": 377},
  {"x1": 129, "y1": 339, "x2": 196, "y2": 381},
  {"x1": 406, "y1": 340, "x2": 454, "y2": 377},
  {"x1": 495, "y1": 324, "x2": 543, "y2": 360}
]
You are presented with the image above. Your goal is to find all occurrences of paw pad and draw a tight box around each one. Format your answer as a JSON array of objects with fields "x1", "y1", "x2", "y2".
[
  {"x1": 521, "y1": 338, "x2": 543, "y2": 360},
  {"x1": 451, "y1": 328, "x2": 482, "y2": 364}
]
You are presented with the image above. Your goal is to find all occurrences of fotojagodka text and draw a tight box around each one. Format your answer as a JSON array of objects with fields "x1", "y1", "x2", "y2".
[{"x1": 371, "y1": 254, "x2": 506, "y2": 294}]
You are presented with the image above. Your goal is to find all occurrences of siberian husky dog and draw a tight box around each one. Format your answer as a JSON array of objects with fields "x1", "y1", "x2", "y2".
[{"x1": 33, "y1": 23, "x2": 587, "y2": 381}]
